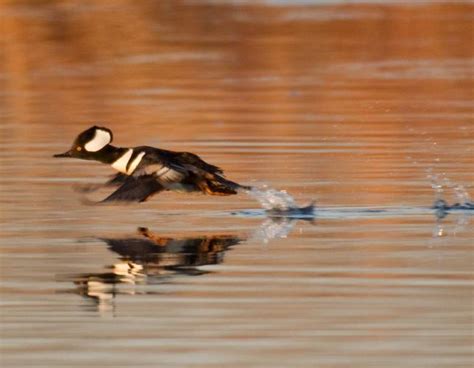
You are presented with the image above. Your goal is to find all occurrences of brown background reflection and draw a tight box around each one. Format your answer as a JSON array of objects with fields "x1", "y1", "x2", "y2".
[
  {"x1": 0, "y1": 1, "x2": 473, "y2": 367},
  {"x1": 1, "y1": 1, "x2": 472, "y2": 208}
]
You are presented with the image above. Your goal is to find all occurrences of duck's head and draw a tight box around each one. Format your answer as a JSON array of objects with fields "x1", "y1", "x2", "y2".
[{"x1": 54, "y1": 126, "x2": 113, "y2": 159}]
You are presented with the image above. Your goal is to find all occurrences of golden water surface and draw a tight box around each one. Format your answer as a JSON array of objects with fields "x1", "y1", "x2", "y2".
[{"x1": 0, "y1": 1, "x2": 473, "y2": 367}]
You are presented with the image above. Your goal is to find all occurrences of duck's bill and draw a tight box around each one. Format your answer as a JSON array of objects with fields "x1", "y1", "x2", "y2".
[{"x1": 53, "y1": 150, "x2": 73, "y2": 158}]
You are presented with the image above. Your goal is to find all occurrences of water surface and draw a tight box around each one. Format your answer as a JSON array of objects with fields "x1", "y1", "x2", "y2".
[{"x1": 0, "y1": 1, "x2": 473, "y2": 367}]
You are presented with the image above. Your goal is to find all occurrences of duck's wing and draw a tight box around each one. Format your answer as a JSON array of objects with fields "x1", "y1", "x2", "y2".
[
  {"x1": 101, "y1": 175, "x2": 164, "y2": 203},
  {"x1": 101, "y1": 149, "x2": 190, "y2": 203},
  {"x1": 106, "y1": 172, "x2": 129, "y2": 186},
  {"x1": 132, "y1": 149, "x2": 190, "y2": 186},
  {"x1": 74, "y1": 172, "x2": 129, "y2": 194},
  {"x1": 139, "y1": 149, "x2": 248, "y2": 195},
  {"x1": 174, "y1": 152, "x2": 224, "y2": 175}
]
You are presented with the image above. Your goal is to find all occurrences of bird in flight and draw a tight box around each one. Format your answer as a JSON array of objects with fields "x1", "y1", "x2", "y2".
[{"x1": 54, "y1": 126, "x2": 250, "y2": 203}]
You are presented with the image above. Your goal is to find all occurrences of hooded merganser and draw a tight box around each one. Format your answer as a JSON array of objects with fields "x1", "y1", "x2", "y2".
[{"x1": 54, "y1": 126, "x2": 250, "y2": 202}]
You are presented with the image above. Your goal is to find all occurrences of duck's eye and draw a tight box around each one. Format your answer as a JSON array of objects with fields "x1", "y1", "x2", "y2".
[{"x1": 76, "y1": 147, "x2": 82, "y2": 151}]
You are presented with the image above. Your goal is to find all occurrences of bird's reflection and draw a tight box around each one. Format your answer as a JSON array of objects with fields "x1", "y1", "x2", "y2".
[
  {"x1": 63, "y1": 216, "x2": 308, "y2": 313},
  {"x1": 68, "y1": 227, "x2": 243, "y2": 312}
]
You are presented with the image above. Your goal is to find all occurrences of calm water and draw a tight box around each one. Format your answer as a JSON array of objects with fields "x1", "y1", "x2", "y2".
[{"x1": 1, "y1": 1, "x2": 473, "y2": 367}]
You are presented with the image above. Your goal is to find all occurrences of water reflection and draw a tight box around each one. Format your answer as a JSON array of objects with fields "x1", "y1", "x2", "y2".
[
  {"x1": 62, "y1": 216, "x2": 311, "y2": 313},
  {"x1": 431, "y1": 199, "x2": 473, "y2": 240},
  {"x1": 64, "y1": 227, "x2": 243, "y2": 312}
]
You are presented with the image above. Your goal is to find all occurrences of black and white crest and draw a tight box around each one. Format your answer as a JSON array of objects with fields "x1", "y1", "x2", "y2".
[{"x1": 82, "y1": 126, "x2": 113, "y2": 152}]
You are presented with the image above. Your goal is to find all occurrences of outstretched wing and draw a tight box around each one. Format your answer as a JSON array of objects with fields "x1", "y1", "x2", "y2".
[
  {"x1": 100, "y1": 147, "x2": 237, "y2": 203},
  {"x1": 175, "y1": 152, "x2": 224, "y2": 175},
  {"x1": 101, "y1": 150, "x2": 189, "y2": 203},
  {"x1": 131, "y1": 149, "x2": 190, "y2": 185},
  {"x1": 106, "y1": 172, "x2": 129, "y2": 186},
  {"x1": 142, "y1": 162, "x2": 188, "y2": 185},
  {"x1": 102, "y1": 175, "x2": 163, "y2": 203},
  {"x1": 74, "y1": 172, "x2": 129, "y2": 194}
]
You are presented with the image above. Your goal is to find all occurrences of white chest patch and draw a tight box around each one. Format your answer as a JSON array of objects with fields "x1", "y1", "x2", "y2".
[
  {"x1": 84, "y1": 129, "x2": 112, "y2": 152},
  {"x1": 127, "y1": 152, "x2": 146, "y2": 174},
  {"x1": 111, "y1": 149, "x2": 133, "y2": 174}
]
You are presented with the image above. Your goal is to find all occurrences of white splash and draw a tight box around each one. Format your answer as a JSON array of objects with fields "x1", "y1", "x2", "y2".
[
  {"x1": 252, "y1": 218, "x2": 296, "y2": 243},
  {"x1": 246, "y1": 184, "x2": 297, "y2": 211},
  {"x1": 426, "y1": 169, "x2": 444, "y2": 200},
  {"x1": 426, "y1": 169, "x2": 471, "y2": 204},
  {"x1": 452, "y1": 184, "x2": 471, "y2": 204}
]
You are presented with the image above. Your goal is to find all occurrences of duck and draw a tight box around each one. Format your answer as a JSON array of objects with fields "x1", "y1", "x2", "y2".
[{"x1": 54, "y1": 126, "x2": 250, "y2": 203}]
